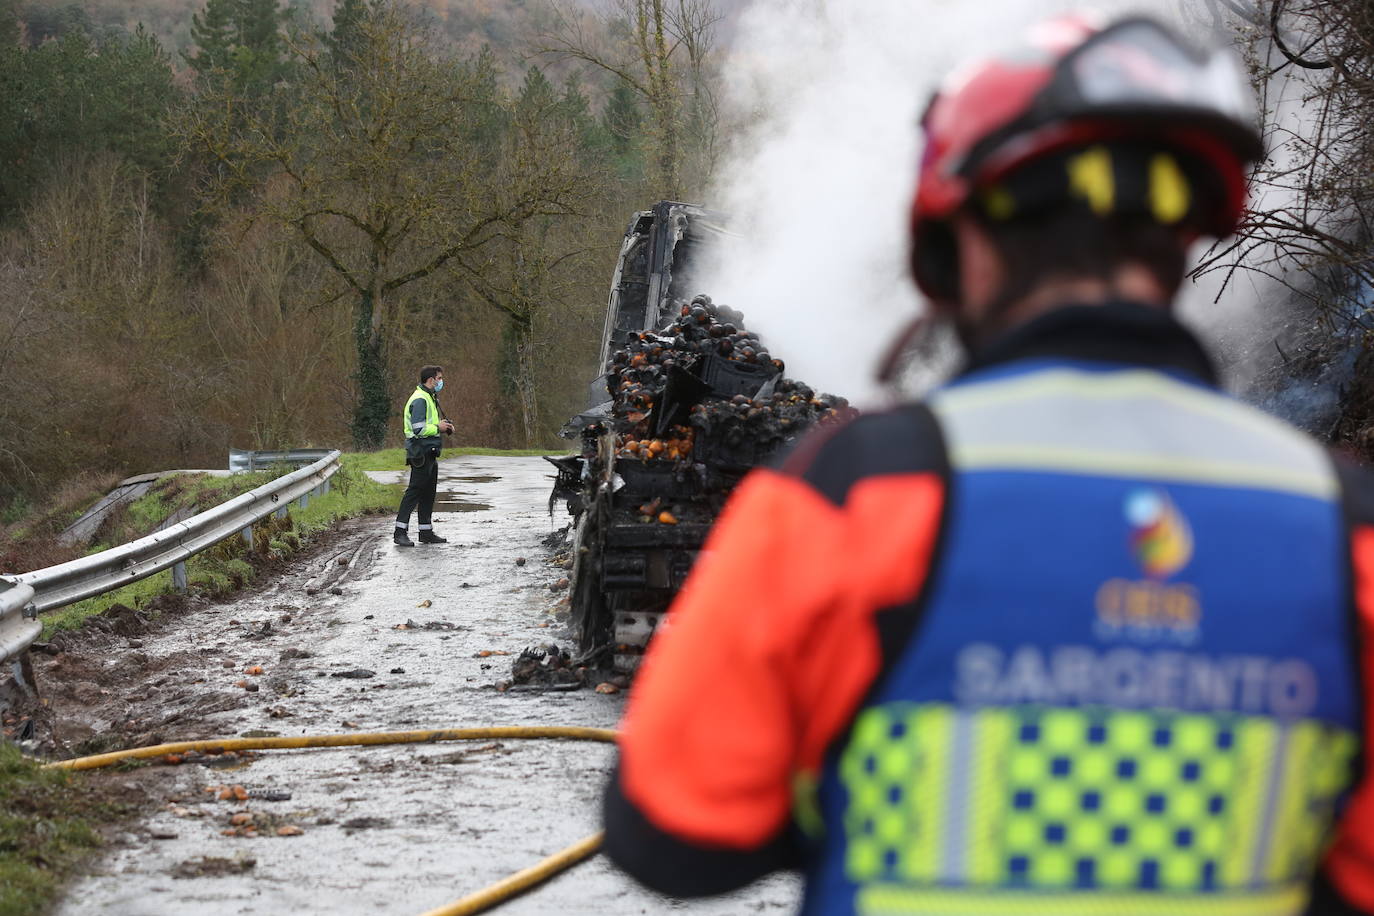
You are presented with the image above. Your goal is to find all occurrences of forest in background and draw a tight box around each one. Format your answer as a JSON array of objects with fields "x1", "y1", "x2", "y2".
[
  {"x1": 4, "y1": 0, "x2": 1374, "y2": 518},
  {"x1": 0, "y1": 0, "x2": 727, "y2": 514}
]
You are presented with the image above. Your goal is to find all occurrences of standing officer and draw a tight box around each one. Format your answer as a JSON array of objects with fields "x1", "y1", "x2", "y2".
[
  {"x1": 603, "y1": 14, "x2": 1374, "y2": 915},
  {"x1": 394, "y1": 364, "x2": 454, "y2": 547}
]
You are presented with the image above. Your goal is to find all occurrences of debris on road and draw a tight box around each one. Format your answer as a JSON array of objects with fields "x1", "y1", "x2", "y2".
[
  {"x1": 171, "y1": 856, "x2": 256, "y2": 879},
  {"x1": 330, "y1": 668, "x2": 375, "y2": 679},
  {"x1": 507, "y1": 645, "x2": 584, "y2": 691},
  {"x1": 595, "y1": 683, "x2": 620, "y2": 695},
  {"x1": 417, "y1": 599, "x2": 432, "y2": 608},
  {"x1": 342, "y1": 816, "x2": 389, "y2": 834},
  {"x1": 392, "y1": 619, "x2": 460, "y2": 631}
]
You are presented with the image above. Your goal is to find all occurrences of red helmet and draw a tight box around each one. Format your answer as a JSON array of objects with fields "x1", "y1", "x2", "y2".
[{"x1": 910, "y1": 15, "x2": 1264, "y2": 301}]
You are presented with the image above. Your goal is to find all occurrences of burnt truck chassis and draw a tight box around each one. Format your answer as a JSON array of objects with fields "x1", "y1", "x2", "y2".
[
  {"x1": 552, "y1": 202, "x2": 739, "y2": 671},
  {"x1": 565, "y1": 431, "x2": 719, "y2": 668}
]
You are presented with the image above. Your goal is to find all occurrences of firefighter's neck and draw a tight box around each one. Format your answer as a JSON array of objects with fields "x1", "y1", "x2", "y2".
[
  {"x1": 996, "y1": 265, "x2": 1171, "y2": 327},
  {"x1": 953, "y1": 216, "x2": 1173, "y2": 339}
]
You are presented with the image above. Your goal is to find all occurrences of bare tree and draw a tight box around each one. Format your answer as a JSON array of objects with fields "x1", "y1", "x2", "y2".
[
  {"x1": 183, "y1": 1, "x2": 586, "y2": 448},
  {"x1": 541, "y1": 0, "x2": 724, "y2": 198},
  {"x1": 1197, "y1": 0, "x2": 1374, "y2": 316}
]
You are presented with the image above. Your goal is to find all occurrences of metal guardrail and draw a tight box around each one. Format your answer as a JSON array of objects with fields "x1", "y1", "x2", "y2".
[
  {"x1": 229, "y1": 448, "x2": 333, "y2": 473},
  {"x1": 0, "y1": 450, "x2": 343, "y2": 672}
]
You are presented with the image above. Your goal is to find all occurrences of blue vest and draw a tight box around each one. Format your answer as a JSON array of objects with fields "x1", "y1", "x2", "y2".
[{"x1": 803, "y1": 360, "x2": 1360, "y2": 916}]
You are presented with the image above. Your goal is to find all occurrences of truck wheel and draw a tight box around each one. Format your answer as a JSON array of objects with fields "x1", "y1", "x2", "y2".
[{"x1": 570, "y1": 503, "x2": 611, "y2": 660}]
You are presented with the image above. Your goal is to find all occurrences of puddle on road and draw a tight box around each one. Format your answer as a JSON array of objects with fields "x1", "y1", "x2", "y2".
[
  {"x1": 433, "y1": 475, "x2": 499, "y2": 512},
  {"x1": 434, "y1": 496, "x2": 492, "y2": 512}
]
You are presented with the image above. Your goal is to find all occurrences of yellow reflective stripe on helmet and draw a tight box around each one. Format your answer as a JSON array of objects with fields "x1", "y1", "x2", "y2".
[
  {"x1": 1067, "y1": 145, "x2": 1116, "y2": 216},
  {"x1": 855, "y1": 885, "x2": 1307, "y2": 916},
  {"x1": 1150, "y1": 153, "x2": 1191, "y2": 224}
]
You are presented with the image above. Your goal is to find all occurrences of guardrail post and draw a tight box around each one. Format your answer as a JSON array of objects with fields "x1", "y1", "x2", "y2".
[
  {"x1": 322, "y1": 479, "x2": 332, "y2": 495},
  {"x1": 172, "y1": 561, "x2": 188, "y2": 592},
  {"x1": 241, "y1": 526, "x2": 254, "y2": 550},
  {"x1": 10, "y1": 654, "x2": 36, "y2": 699},
  {"x1": 275, "y1": 506, "x2": 287, "y2": 520},
  {"x1": 298, "y1": 492, "x2": 309, "y2": 510}
]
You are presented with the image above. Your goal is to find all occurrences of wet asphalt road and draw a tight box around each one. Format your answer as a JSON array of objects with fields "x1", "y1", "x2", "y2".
[{"x1": 53, "y1": 455, "x2": 800, "y2": 915}]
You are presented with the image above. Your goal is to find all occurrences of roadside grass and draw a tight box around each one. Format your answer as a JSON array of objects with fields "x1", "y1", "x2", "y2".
[
  {"x1": 40, "y1": 456, "x2": 400, "y2": 638},
  {"x1": 31, "y1": 446, "x2": 557, "y2": 637},
  {"x1": 0, "y1": 743, "x2": 127, "y2": 916},
  {"x1": 347, "y1": 445, "x2": 558, "y2": 473},
  {"x1": 6, "y1": 446, "x2": 555, "y2": 912}
]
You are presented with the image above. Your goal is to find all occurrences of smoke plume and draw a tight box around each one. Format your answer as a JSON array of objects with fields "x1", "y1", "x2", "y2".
[{"x1": 699, "y1": 0, "x2": 1249, "y2": 404}]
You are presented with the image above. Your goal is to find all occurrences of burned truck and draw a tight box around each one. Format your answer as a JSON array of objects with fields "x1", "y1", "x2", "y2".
[{"x1": 551, "y1": 202, "x2": 853, "y2": 671}]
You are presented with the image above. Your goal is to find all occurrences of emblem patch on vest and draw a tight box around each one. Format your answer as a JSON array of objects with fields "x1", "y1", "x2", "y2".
[
  {"x1": 1126, "y1": 488, "x2": 1192, "y2": 579},
  {"x1": 1095, "y1": 489, "x2": 1201, "y2": 645}
]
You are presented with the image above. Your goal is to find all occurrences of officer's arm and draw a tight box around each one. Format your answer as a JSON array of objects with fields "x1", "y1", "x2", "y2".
[
  {"x1": 410, "y1": 398, "x2": 436, "y2": 438},
  {"x1": 1318, "y1": 461, "x2": 1374, "y2": 915},
  {"x1": 603, "y1": 410, "x2": 947, "y2": 897}
]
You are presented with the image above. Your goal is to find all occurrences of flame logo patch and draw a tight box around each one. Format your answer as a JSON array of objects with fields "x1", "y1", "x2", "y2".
[{"x1": 1125, "y1": 488, "x2": 1193, "y2": 580}]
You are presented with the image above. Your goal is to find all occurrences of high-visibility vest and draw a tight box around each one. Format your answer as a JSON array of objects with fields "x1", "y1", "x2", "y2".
[
  {"x1": 403, "y1": 386, "x2": 440, "y2": 440},
  {"x1": 801, "y1": 361, "x2": 1359, "y2": 916}
]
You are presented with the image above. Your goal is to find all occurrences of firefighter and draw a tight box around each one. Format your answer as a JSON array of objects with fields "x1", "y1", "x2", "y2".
[
  {"x1": 393, "y1": 364, "x2": 454, "y2": 547},
  {"x1": 603, "y1": 14, "x2": 1374, "y2": 915}
]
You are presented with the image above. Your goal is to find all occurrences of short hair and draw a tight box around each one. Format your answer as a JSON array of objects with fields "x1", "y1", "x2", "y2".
[
  {"x1": 419, "y1": 365, "x2": 443, "y2": 385},
  {"x1": 976, "y1": 210, "x2": 1188, "y2": 309}
]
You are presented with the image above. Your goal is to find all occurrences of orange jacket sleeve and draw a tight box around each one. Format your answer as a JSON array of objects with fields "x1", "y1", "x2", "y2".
[
  {"x1": 603, "y1": 407, "x2": 948, "y2": 896},
  {"x1": 1321, "y1": 522, "x2": 1374, "y2": 913}
]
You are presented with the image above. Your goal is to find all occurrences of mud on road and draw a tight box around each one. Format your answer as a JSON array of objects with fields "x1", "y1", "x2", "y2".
[{"x1": 24, "y1": 456, "x2": 799, "y2": 915}]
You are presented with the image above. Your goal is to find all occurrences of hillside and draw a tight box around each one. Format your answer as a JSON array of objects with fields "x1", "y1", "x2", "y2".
[{"x1": 24, "y1": 0, "x2": 745, "y2": 64}]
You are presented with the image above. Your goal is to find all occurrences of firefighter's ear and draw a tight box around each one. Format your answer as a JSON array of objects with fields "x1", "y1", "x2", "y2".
[
  {"x1": 951, "y1": 214, "x2": 1007, "y2": 318},
  {"x1": 912, "y1": 221, "x2": 960, "y2": 306}
]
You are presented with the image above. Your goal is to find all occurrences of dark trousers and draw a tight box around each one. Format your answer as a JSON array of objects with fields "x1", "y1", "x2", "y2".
[{"x1": 395, "y1": 456, "x2": 439, "y2": 530}]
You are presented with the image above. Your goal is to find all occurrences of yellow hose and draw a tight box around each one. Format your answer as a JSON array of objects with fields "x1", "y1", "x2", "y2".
[
  {"x1": 417, "y1": 831, "x2": 605, "y2": 916},
  {"x1": 46, "y1": 726, "x2": 620, "y2": 915},
  {"x1": 46, "y1": 725, "x2": 618, "y2": 770}
]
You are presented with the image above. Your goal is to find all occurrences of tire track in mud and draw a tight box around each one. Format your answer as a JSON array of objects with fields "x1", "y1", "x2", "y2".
[{"x1": 39, "y1": 456, "x2": 799, "y2": 915}]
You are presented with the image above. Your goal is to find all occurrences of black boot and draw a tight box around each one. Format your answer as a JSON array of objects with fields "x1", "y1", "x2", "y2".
[
  {"x1": 394, "y1": 529, "x2": 414, "y2": 547},
  {"x1": 418, "y1": 531, "x2": 447, "y2": 544}
]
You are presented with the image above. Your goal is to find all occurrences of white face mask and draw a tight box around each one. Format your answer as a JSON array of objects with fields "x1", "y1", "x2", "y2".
[{"x1": 435, "y1": 379, "x2": 444, "y2": 392}]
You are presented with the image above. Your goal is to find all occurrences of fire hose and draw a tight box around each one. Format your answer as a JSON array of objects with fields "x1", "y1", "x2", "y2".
[{"x1": 46, "y1": 726, "x2": 619, "y2": 916}]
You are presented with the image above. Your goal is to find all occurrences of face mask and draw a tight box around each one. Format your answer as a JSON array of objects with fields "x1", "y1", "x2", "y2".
[{"x1": 435, "y1": 380, "x2": 444, "y2": 392}]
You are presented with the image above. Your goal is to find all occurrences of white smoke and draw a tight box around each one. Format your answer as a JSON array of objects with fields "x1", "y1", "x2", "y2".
[{"x1": 700, "y1": 0, "x2": 1244, "y2": 404}]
